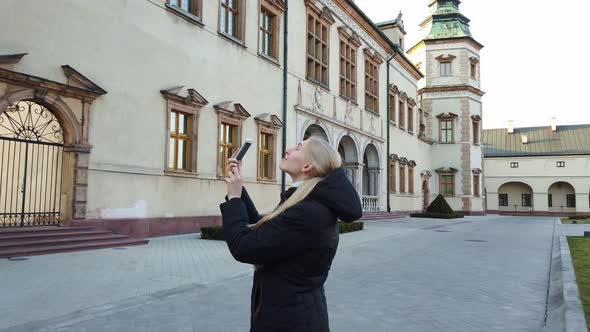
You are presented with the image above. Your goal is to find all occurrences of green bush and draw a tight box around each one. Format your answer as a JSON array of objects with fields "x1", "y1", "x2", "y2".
[
  {"x1": 200, "y1": 226, "x2": 224, "y2": 240},
  {"x1": 338, "y1": 221, "x2": 364, "y2": 234},
  {"x1": 201, "y1": 221, "x2": 365, "y2": 240},
  {"x1": 410, "y1": 212, "x2": 464, "y2": 219},
  {"x1": 426, "y1": 194, "x2": 455, "y2": 214}
]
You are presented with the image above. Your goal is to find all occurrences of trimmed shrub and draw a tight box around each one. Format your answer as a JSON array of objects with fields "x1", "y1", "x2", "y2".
[
  {"x1": 200, "y1": 226, "x2": 224, "y2": 240},
  {"x1": 410, "y1": 195, "x2": 464, "y2": 219},
  {"x1": 338, "y1": 221, "x2": 364, "y2": 234},
  {"x1": 410, "y1": 212, "x2": 464, "y2": 219},
  {"x1": 200, "y1": 221, "x2": 365, "y2": 240},
  {"x1": 426, "y1": 194, "x2": 455, "y2": 214}
]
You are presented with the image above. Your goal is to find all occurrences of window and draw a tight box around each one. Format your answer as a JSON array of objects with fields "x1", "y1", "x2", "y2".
[
  {"x1": 399, "y1": 164, "x2": 406, "y2": 193},
  {"x1": 168, "y1": 0, "x2": 201, "y2": 18},
  {"x1": 389, "y1": 160, "x2": 396, "y2": 193},
  {"x1": 220, "y1": 0, "x2": 245, "y2": 41},
  {"x1": 258, "y1": 1, "x2": 285, "y2": 61},
  {"x1": 169, "y1": 111, "x2": 191, "y2": 171},
  {"x1": 339, "y1": 29, "x2": 360, "y2": 102},
  {"x1": 473, "y1": 121, "x2": 480, "y2": 144},
  {"x1": 161, "y1": 87, "x2": 207, "y2": 175},
  {"x1": 440, "y1": 62, "x2": 451, "y2": 77},
  {"x1": 567, "y1": 194, "x2": 576, "y2": 208},
  {"x1": 306, "y1": 4, "x2": 334, "y2": 87},
  {"x1": 258, "y1": 9, "x2": 275, "y2": 57},
  {"x1": 522, "y1": 194, "x2": 532, "y2": 207},
  {"x1": 398, "y1": 99, "x2": 405, "y2": 129},
  {"x1": 219, "y1": 122, "x2": 238, "y2": 176},
  {"x1": 548, "y1": 194, "x2": 553, "y2": 208},
  {"x1": 469, "y1": 57, "x2": 479, "y2": 81},
  {"x1": 399, "y1": 36, "x2": 404, "y2": 50},
  {"x1": 440, "y1": 174, "x2": 455, "y2": 196},
  {"x1": 499, "y1": 194, "x2": 508, "y2": 206},
  {"x1": 418, "y1": 110, "x2": 426, "y2": 136},
  {"x1": 255, "y1": 114, "x2": 282, "y2": 181},
  {"x1": 408, "y1": 107, "x2": 414, "y2": 133},
  {"x1": 473, "y1": 174, "x2": 480, "y2": 197},
  {"x1": 557, "y1": 161, "x2": 565, "y2": 168},
  {"x1": 364, "y1": 49, "x2": 382, "y2": 114},
  {"x1": 215, "y1": 102, "x2": 250, "y2": 177},
  {"x1": 510, "y1": 162, "x2": 519, "y2": 168},
  {"x1": 440, "y1": 119, "x2": 454, "y2": 143},
  {"x1": 389, "y1": 93, "x2": 397, "y2": 124},
  {"x1": 408, "y1": 167, "x2": 414, "y2": 194},
  {"x1": 259, "y1": 132, "x2": 273, "y2": 179}
]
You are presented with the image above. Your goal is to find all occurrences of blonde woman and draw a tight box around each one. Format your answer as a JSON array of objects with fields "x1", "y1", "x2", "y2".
[{"x1": 220, "y1": 136, "x2": 363, "y2": 332}]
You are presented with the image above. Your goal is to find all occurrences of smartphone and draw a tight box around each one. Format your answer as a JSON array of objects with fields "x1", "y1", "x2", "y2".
[{"x1": 234, "y1": 138, "x2": 253, "y2": 161}]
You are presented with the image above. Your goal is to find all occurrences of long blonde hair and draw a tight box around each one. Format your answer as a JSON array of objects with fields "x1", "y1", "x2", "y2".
[{"x1": 250, "y1": 136, "x2": 342, "y2": 230}]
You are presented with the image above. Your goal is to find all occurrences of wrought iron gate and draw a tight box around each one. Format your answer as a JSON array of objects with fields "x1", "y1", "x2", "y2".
[{"x1": 0, "y1": 101, "x2": 64, "y2": 227}]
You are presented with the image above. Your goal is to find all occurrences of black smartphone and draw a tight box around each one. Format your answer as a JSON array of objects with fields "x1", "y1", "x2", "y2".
[{"x1": 234, "y1": 138, "x2": 253, "y2": 161}]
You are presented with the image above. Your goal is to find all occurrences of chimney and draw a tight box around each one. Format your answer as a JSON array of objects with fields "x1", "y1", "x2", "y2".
[
  {"x1": 521, "y1": 135, "x2": 528, "y2": 144},
  {"x1": 551, "y1": 117, "x2": 557, "y2": 132},
  {"x1": 507, "y1": 120, "x2": 514, "y2": 134}
]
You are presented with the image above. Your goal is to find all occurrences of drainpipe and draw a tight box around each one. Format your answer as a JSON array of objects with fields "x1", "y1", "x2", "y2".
[
  {"x1": 280, "y1": 0, "x2": 289, "y2": 193},
  {"x1": 386, "y1": 49, "x2": 397, "y2": 213}
]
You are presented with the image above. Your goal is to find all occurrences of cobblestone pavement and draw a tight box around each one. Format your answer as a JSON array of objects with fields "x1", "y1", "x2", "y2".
[{"x1": 1, "y1": 215, "x2": 562, "y2": 331}]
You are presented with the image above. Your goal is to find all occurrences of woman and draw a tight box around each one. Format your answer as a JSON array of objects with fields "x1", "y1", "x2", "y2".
[{"x1": 220, "y1": 136, "x2": 363, "y2": 332}]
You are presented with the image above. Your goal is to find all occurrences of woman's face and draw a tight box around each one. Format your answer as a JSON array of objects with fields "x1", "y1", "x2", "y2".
[{"x1": 279, "y1": 139, "x2": 314, "y2": 179}]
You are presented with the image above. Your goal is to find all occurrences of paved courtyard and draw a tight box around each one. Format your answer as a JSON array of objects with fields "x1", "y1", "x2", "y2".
[{"x1": 1, "y1": 215, "x2": 588, "y2": 331}]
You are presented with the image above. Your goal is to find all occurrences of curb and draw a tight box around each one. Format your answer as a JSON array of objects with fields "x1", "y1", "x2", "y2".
[{"x1": 560, "y1": 235, "x2": 588, "y2": 332}]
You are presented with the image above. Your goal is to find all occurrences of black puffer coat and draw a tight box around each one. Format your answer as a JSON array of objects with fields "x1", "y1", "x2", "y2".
[{"x1": 220, "y1": 168, "x2": 362, "y2": 332}]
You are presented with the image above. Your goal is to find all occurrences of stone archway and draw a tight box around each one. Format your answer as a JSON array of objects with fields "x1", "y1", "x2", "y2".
[
  {"x1": 0, "y1": 66, "x2": 106, "y2": 225},
  {"x1": 337, "y1": 135, "x2": 359, "y2": 187},
  {"x1": 303, "y1": 123, "x2": 329, "y2": 142},
  {"x1": 497, "y1": 181, "x2": 534, "y2": 214},
  {"x1": 362, "y1": 143, "x2": 380, "y2": 211},
  {"x1": 548, "y1": 181, "x2": 576, "y2": 214}
]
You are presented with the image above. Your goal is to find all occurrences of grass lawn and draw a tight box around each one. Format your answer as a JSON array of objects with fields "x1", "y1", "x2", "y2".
[
  {"x1": 567, "y1": 236, "x2": 590, "y2": 328},
  {"x1": 562, "y1": 217, "x2": 590, "y2": 224}
]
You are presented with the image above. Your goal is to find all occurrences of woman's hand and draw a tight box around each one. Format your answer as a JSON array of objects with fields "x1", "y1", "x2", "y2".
[{"x1": 225, "y1": 158, "x2": 243, "y2": 200}]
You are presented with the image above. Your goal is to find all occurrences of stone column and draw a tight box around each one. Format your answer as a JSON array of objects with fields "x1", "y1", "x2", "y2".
[
  {"x1": 534, "y1": 192, "x2": 549, "y2": 214},
  {"x1": 576, "y1": 193, "x2": 590, "y2": 214}
]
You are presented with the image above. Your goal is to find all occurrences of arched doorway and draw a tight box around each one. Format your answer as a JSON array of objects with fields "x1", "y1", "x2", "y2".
[
  {"x1": 337, "y1": 135, "x2": 358, "y2": 186},
  {"x1": 303, "y1": 124, "x2": 328, "y2": 142},
  {"x1": 362, "y1": 144, "x2": 380, "y2": 211},
  {"x1": 497, "y1": 182, "x2": 534, "y2": 214},
  {"x1": 0, "y1": 101, "x2": 64, "y2": 227},
  {"x1": 548, "y1": 181, "x2": 576, "y2": 214}
]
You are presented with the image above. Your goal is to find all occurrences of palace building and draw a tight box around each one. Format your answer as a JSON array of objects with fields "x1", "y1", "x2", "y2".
[{"x1": 0, "y1": 0, "x2": 485, "y2": 236}]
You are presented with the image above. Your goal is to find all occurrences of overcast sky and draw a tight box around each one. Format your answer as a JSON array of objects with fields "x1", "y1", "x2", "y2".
[{"x1": 355, "y1": 0, "x2": 589, "y2": 129}]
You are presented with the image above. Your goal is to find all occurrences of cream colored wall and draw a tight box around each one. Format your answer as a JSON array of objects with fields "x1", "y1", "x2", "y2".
[
  {"x1": 485, "y1": 155, "x2": 590, "y2": 213},
  {"x1": 1, "y1": 0, "x2": 486, "y2": 218}
]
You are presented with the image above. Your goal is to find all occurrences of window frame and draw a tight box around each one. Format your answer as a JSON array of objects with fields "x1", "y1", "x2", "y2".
[
  {"x1": 161, "y1": 88, "x2": 206, "y2": 177},
  {"x1": 521, "y1": 194, "x2": 532, "y2": 207},
  {"x1": 556, "y1": 161, "x2": 566, "y2": 168},
  {"x1": 258, "y1": 0, "x2": 285, "y2": 63},
  {"x1": 215, "y1": 103, "x2": 250, "y2": 177},
  {"x1": 548, "y1": 194, "x2": 553, "y2": 208},
  {"x1": 167, "y1": 0, "x2": 203, "y2": 24},
  {"x1": 364, "y1": 48, "x2": 382, "y2": 114},
  {"x1": 408, "y1": 166, "x2": 414, "y2": 194},
  {"x1": 499, "y1": 193, "x2": 508, "y2": 207},
  {"x1": 255, "y1": 114, "x2": 282, "y2": 182},
  {"x1": 389, "y1": 91, "x2": 397, "y2": 125},
  {"x1": 567, "y1": 194, "x2": 576, "y2": 208},
  {"x1": 473, "y1": 174, "x2": 480, "y2": 197},
  {"x1": 439, "y1": 173, "x2": 455, "y2": 196},
  {"x1": 437, "y1": 114, "x2": 457, "y2": 144},
  {"x1": 398, "y1": 98, "x2": 405, "y2": 129},
  {"x1": 399, "y1": 163, "x2": 406, "y2": 193},
  {"x1": 436, "y1": 54, "x2": 456, "y2": 78},
  {"x1": 218, "y1": 0, "x2": 246, "y2": 43},
  {"x1": 305, "y1": 3, "x2": 335, "y2": 88},
  {"x1": 338, "y1": 28, "x2": 360, "y2": 103},
  {"x1": 510, "y1": 162, "x2": 519, "y2": 168},
  {"x1": 389, "y1": 160, "x2": 397, "y2": 193}
]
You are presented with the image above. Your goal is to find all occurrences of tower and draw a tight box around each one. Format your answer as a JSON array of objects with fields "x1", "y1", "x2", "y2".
[{"x1": 408, "y1": 0, "x2": 485, "y2": 214}]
